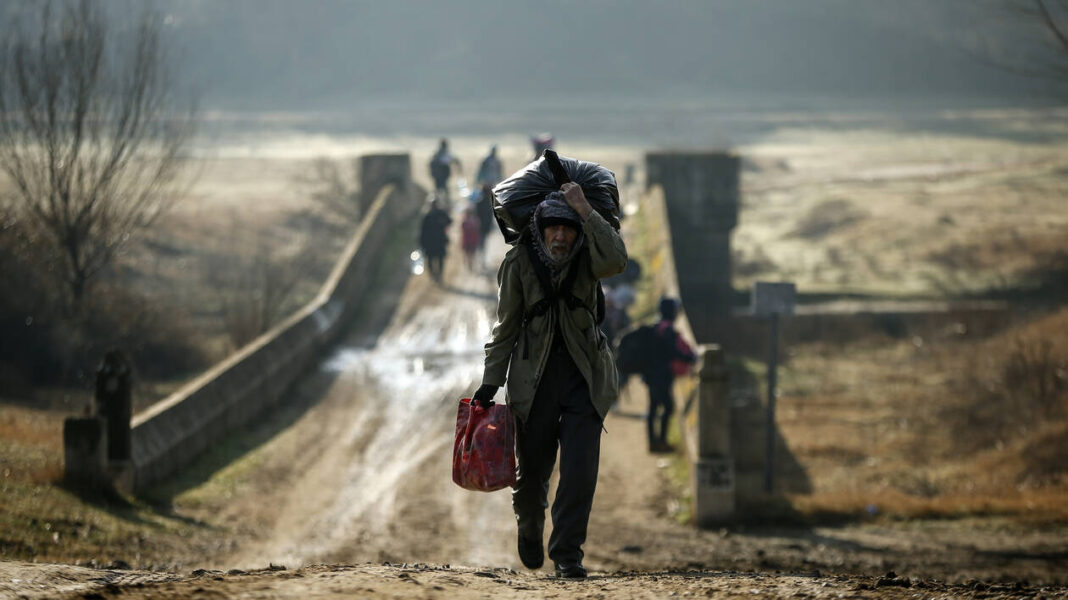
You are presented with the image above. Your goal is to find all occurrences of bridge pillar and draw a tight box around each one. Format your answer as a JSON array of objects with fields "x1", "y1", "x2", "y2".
[
  {"x1": 359, "y1": 154, "x2": 411, "y2": 216},
  {"x1": 645, "y1": 152, "x2": 739, "y2": 342},
  {"x1": 63, "y1": 417, "x2": 109, "y2": 490},
  {"x1": 693, "y1": 345, "x2": 735, "y2": 525}
]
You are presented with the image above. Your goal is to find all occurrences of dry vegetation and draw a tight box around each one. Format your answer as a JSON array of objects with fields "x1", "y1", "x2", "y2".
[
  {"x1": 734, "y1": 111, "x2": 1068, "y2": 296},
  {"x1": 732, "y1": 117, "x2": 1068, "y2": 521},
  {"x1": 773, "y1": 305, "x2": 1067, "y2": 522}
]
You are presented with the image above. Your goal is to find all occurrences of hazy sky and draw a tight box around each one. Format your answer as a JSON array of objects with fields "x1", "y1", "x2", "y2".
[
  {"x1": 152, "y1": 0, "x2": 1058, "y2": 111},
  {"x1": 1, "y1": 0, "x2": 1059, "y2": 114}
]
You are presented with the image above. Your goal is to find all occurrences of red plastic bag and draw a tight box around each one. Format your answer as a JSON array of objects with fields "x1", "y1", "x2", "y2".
[
  {"x1": 452, "y1": 397, "x2": 516, "y2": 492},
  {"x1": 656, "y1": 321, "x2": 696, "y2": 377},
  {"x1": 672, "y1": 336, "x2": 695, "y2": 377}
]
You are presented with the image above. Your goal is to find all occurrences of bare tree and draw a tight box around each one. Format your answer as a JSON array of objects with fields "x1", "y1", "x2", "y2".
[
  {"x1": 0, "y1": 0, "x2": 195, "y2": 311},
  {"x1": 975, "y1": 0, "x2": 1068, "y2": 84}
]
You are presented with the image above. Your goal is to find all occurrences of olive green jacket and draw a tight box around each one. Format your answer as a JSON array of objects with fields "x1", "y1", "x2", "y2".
[{"x1": 482, "y1": 211, "x2": 628, "y2": 423}]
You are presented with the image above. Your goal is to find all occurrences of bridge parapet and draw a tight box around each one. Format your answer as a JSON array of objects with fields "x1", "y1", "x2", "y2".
[{"x1": 64, "y1": 155, "x2": 421, "y2": 491}]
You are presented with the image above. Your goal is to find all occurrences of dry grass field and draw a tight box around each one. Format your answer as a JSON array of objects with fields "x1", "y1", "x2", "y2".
[
  {"x1": 723, "y1": 111, "x2": 1068, "y2": 523},
  {"x1": 733, "y1": 109, "x2": 1068, "y2": 297}
]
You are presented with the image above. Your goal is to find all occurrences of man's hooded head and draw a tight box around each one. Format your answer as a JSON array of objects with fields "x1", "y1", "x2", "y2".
[{"x1": 530, "y1": 192, "x2": 584, "y2": 269}]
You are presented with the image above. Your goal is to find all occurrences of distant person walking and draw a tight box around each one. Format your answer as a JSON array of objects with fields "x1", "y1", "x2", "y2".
[
  {"x1": 474, "y1": 184, "x2": 496, "y2": 263},
  {"x1": 600, "y1": 289, "x2": 630, "y2": 346},
  {"x1": 530, "y1": 132, "x2": 554, "y2": 161},
  {"x1": 429, "y1": 138, "x2": 462, "y2": 201},
  {"x1": 475, "y1": 144, "x2": 504, "y2": 188},
  {"x1": 460, "y1": 206, "x2": 482, "y2": 272},
  {"x1": 419, "y1": 197, "x2": 452, "y2": 282},
  {"x1": 641, "y1": 297, "x2": 696, "y2": 453}
]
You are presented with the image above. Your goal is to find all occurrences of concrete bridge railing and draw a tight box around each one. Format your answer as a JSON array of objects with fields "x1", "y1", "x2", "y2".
[
  {"x1": 127, "y1": 180, "x2": 419, "y2": 490},
  {"x1": 638, "y1": 181, "x2": 737, "y2": 525},
  {"x1": 64, "y1": 154, "x2": 421, "y2": 491}
]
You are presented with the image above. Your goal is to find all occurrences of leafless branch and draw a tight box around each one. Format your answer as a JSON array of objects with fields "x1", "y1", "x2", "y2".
[
  {"x1": 0, "y1": 0, "x2": 196, "y2": 310},
  {"x1": 971, "y1": 0, "x2": 1068, "y2": 87}
]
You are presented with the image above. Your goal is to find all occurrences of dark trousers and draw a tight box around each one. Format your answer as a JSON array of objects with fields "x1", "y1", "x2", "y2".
[
  {"x1": 426, "y1": 252, "x2": 444, "y2": 280},
  {"x1": 512, "y1": 344, "x2": 602, "y2": 565},
  {"x1": 645, "y1": 376, "x2": 674, "y2": 447}
]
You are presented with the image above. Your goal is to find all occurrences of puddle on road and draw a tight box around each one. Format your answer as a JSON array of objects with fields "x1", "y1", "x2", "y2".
[
  {"x1": 256, "y1": 281, "x2": 499, "y2": 567},
  {"x1": 323, "y1": 303, "x2": 492, "y2": 404}
]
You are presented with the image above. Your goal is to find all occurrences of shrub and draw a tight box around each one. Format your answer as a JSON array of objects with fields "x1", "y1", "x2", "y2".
[{"x1": 0, "y1": 215, "x2": 208, "y2": 395}]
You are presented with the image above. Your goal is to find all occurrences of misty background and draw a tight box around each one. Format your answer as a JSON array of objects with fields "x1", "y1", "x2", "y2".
[
  {"x1": 165, "y1": 1, "x2": 1054, "y2": 104},
  {"x1": 4, "y1": 0, "x2": 1052, "y2": 146}
]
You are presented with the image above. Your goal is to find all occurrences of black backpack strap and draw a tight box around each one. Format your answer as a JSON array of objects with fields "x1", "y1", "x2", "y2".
[
  {"x1": 521, "y1": 240, "x2": 555, "y2": 359},
  {"x1": 520, "y1": 238, "x2": 604, "y2": 357},
  {"x1": 557, "y1": 254, "x2": 607, "y2": 325},
  {"x1": 523, "y1": 240, "x2": 556, "y2": 316}
]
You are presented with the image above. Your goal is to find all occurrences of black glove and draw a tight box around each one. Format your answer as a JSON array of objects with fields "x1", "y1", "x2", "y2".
[{"x1": 472, "y1": 384, "x2": 499, "y2": 409}]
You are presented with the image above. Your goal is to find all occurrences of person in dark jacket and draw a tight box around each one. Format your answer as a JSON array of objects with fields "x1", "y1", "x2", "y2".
[
  {"x1": 476, "y1": 145, "x2": 503, "y2": 187},
  {"x1": 474, "y1": 184, "x2": 496, "y2": 265},
  {"x1": 429, "y1": 139, "x2": 461, "y2": 201},
  {"x1": 419, "y1": 198, "x2": 452, "y2": 282},
  {"x1": 472, "y1": 182, "x2": 627, "y2": 579},
  {"x1": 642, "y1": 297, "x2": 697, "y2": 453}
]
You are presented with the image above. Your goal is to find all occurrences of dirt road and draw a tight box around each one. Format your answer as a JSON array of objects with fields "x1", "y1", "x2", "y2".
[{"x1": 6, "y1": 560, "x2": 1068, "y2": 600}]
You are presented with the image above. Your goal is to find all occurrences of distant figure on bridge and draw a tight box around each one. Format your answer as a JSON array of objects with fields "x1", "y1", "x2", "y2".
[
  {"x1": 475, "y1": 144, "x2": 503, "y2": 188},
  {"x1": 460, "y1": 205, "x2": 482, "y2": 272},
  {"x1": 640, "y1": 297, "x2": 697, "y2": 453},
  {"x1": 473, "y1": 184, "x2": 496, "y2": 266},
  {"x1": 419, "y1": 197, "x2": 452, "y2": 282},
  {"x1": 600, "y1": 288, "x2": 631, "y2": 346},
  {"x1": 429, "y1": 138, "x2": 462, "y2": 201},
  {"x1": 530, "y1": 132, "x2": 554, "y2": 161},
  {"x1": 472, "y1": 182, "x2": 627, "y2": 579}
]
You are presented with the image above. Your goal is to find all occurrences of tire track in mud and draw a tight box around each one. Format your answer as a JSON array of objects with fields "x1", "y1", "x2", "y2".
[{"x1": 227, "y1": 236, "x2": 518, "y2": 569}]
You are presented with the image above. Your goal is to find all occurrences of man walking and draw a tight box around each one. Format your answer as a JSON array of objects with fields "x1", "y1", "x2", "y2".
[
  {"x1": 419, "y1": 197, "x2": 452, "y2": 282},
  {"x1": 641, "y1": 297, "x2": 697, "y2": 453},
  {"x1": 475, "y1": 144, "x2": 503, "y2": 188},
  {"x1": 472, "y1": 182, "x2": 627, "y2": 579},
  {"x1": 429, "y1": 138, "x2": 462, "y2": 201}
]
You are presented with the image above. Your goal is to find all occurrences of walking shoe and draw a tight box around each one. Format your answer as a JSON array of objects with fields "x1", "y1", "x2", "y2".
[
  {"x1": 649, "y1": 440, "x2": 675, "y2": 454},
  {"x1": 517, "y1": 533, "x2": 544, "y2": 570},
  {"x1": 554, "y1": 561, "x2": 587, "y2": 579}
]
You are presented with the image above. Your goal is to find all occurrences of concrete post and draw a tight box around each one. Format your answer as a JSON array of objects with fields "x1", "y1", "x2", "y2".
[
  {"x1": 645, "y1": 152, "x2": 739, "y2": 342},
  {"x1": 63, "y1": 417, "x2": 108, "y2": 489},
  {"x1": 693, "y1": 345, "x2": 735, "y2": 525},
  {"x1": 358, "y1": 154, "x2": 411, "y2": 216},
  {"x1": 96, "y1": 350, "x2": 132, "y2": 462}
]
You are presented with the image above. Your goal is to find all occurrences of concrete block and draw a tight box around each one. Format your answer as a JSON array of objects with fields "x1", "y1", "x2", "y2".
[
  {"x1": 359, "y1": 154, "x2": 411, "y2": 215},
  {"x1": 694, "y1": 456, "x2": 735, "y2": 525},
  {"x1": 64, "y1": 417, "x2": 108, "y2": 489}
]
